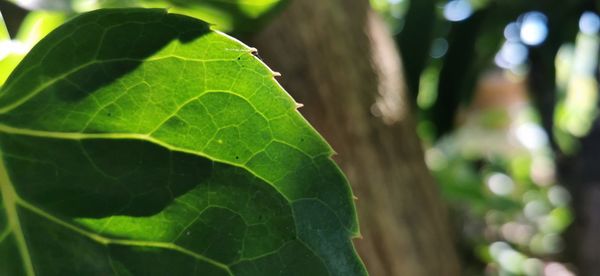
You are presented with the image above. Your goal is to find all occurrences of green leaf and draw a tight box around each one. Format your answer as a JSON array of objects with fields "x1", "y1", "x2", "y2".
[
  {"x1": 0, "y1": 11, "x2": 66, "y2": 87},
  {"x1": 0, "y1": 10, "x2": 23, "y2": 87},
  {"x1": 14, "y1": 11, "x2": 67, "y2": 47},
  {"x1": 9, "y1": 0, "x2": 287, "y2": 33},
  {"x1": 0, "y1": 10, "x2": 19, "y2": 86},
  {"x1": 0, "y1": 8, "x2": 365, "y2": 275},
  {"x1": 0, "y1": 11, "x2": 9, "y2": 41}
]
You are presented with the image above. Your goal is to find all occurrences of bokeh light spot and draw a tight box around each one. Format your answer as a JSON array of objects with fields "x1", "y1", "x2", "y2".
[
  {"x1": 579, "y1": 11, "x2": 600, "y2": 35},
  {"x1": 519, "y1": 12, "x2": 548, "y2": 46},
  {"x1": 443, "y1": 0, "x2": 472, "y2": 22}
]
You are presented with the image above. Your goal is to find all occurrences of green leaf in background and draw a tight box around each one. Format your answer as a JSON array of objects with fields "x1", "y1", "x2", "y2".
[
  {"x1": 0, "y1": 11, "x2": 9, "y2": 40},
  {"x1": 8, "y1": 0, "x2": 286, "y2": 33},
  {"x1": 0, "y1": 8, "x2": 364, "y2": 275},
  {"x1": 0, "y1": 11, "x2": 66, "y2": 86},
  {"x1": 0, "y1": 10, "x2": 22, "y2": 86},
  {"x1": 14, "y1": 11, "x2": 66, "y2": 46}
]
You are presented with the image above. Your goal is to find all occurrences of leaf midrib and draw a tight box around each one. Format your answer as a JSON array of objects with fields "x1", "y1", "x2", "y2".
[
  {"x1": 0, "y1": 122, "x2": 297, "y2": 203},
  {"x1": 0, "y1": 121, "x2": 355, "y2": 238},
  {"x1": 0, "y1": 151, "x2": 35, "y2": 276}
]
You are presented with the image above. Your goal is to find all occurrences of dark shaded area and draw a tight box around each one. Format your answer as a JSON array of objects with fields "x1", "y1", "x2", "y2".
[
  {"x1": 430, "y1": 9, "x2": 488, "y2": 138},
  {"x1": 559, "y1": 120, "x2": 600, "y2": 274},
  {"x1": 527, "y1": 1, "x2": 585, "y2": 151},
  {"x1": 396, "y1": 0, "x2": 435, "y2": 101},
  {"x1": 557, "y1": 43, "x2": 600, "y2": 274},
  {"x1": 0, "y1": 1, "x2": 27, "y2": 37},
  {"x1": 232, "y1": 241, "x2": 330, "y2": 275},
  {"x1": 0, "y1": 232, "x2": 24, "y2": 276},
  {"x1": 1, "y1": 134, "x2": 212, "y2": 217}
]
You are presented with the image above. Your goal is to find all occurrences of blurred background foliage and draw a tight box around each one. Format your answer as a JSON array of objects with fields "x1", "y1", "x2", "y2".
[
  {"x1": 373, "y1": 0, "x2": 600, "y2": 274},
  {"x1": 3, "y1": 0, "x2": 600, "y2": 274},
  {"x1": 5, "y1": 0, "x2": 286, "y2": 33}
]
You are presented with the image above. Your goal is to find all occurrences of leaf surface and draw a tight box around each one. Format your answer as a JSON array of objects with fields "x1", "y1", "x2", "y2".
[{"x1": 0, "y1": 8, "x2": 365, "y2": 276}]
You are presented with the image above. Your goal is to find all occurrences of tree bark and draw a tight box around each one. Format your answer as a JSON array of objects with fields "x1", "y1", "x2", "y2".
[
  {"x1": 560, "y1": 122, "x2": 600, "y2": 275},
  {"x1": 251, "y1": 0, "x2": 461, "y2": 275}
]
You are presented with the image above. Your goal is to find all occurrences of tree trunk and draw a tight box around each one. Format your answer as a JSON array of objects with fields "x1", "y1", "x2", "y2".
[
  {"x1": 250, "y1": 0, "x2": 461, "y2": 275},
  {"x1": 560, "y1": 122, "x2": 600, "y2": 275}
]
